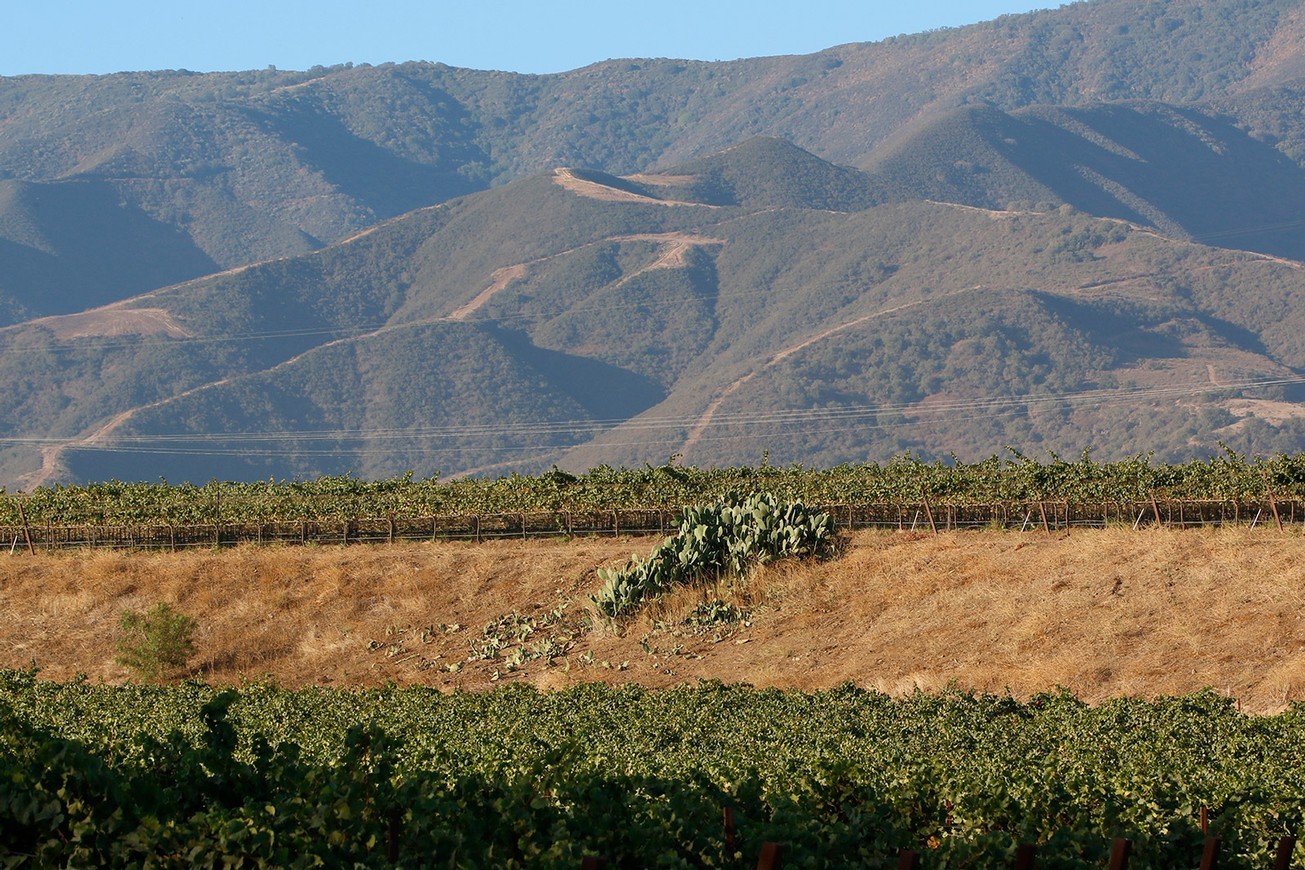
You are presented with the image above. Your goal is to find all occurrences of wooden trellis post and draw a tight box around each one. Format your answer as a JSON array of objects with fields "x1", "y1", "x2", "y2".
[
  {"x1": 1108, "y1": 838, "x2": 1132, "y2": 870},
  {"x1": 897, "y1": 850, "x2": 921, "y2": 869},
  {"x1": 1262, "y1": 472, "x2": 1284, "y2": 533},
  {"x1": 757, "y1": 842, "x2": 784, "y2": 869},
  {"x1": 1273, "y1": 835, "x2": 1297, "y2": 870},
  {"x1": 386, "y1": 808, "x2": 400, "y2": 862},
  {"x1": 920, "y1": 487, "x2": 938, "y2": 535},
  {"x1": 1198, "y1": 836, "x2": 1221, "y2": 870},
  {"x1": 16, "y1": 497, "x2": 35, "y2": 556}
]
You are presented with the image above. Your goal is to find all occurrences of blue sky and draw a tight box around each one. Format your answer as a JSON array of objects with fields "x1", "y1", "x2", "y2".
[{"x1": 3, "y1": 1, "x2": 1060, "y2": 77}]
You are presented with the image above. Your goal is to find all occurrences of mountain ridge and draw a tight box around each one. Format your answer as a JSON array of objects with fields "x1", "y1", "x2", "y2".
[{"x1": 5, "y1": 0, "x2": 1305, "y2": 324}]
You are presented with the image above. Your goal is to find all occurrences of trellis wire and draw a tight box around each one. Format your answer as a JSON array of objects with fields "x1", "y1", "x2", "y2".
[{"x1": 2, "y1": 498, "x2": 1302, "y2": 552}]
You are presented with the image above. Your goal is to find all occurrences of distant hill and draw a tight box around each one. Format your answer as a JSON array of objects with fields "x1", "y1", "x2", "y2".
[
  {"x1": 862, "y1": 98, "x2": 1305, "y2": 260},
  {"x1": 631, "y1": 138, "x2": 878, "y2": 211},
  {"x1": 0, "y1": 179, "x2": 220, "y2": 324},
  {"x1": 4, "y1": 138, "x2": 1305, "y2": 486},
  {"x1": 4, "y1": 0, "x2": 1305, "y2": 322}
]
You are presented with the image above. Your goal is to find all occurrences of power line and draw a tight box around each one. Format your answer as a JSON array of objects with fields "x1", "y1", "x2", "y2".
[
  {"x1": 0, "y1": 323, "x2": 392, "y2": 354},
  {"x1": 10, "y1": 374, "x2": 1298, "y2": 460}
]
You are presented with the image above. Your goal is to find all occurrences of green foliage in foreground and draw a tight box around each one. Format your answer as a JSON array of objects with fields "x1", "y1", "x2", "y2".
[
  {"x1": 2, "y1": 672, "x2": 1303, "y2": 867},
  {"x1": 592, "y1": 493, "x2": 833, "y2": 618},
  {"x1": 7, "y1": 450, "x2": 1305, "y2": 528}
]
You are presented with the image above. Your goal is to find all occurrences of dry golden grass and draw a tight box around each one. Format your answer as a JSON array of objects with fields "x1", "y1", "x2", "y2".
[{"x1": 3, "y1": 529, "x2": 1305, "y2": 712}]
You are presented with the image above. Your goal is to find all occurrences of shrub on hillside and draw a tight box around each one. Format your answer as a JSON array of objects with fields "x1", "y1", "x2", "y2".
[{"x1": 115, "y1": 603, "x2": 197, "y2": 683}]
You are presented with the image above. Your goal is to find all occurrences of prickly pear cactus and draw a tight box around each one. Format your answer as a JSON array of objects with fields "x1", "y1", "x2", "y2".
[{"x1": 590, "y1": 493, "x2": 832, "y2": 618}]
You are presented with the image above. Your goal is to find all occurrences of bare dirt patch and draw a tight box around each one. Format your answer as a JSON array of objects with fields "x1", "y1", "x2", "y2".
[
  {"x1": 622, "y1": 173, "x2": 698, "y2": 187},
  {"x1": 617, "y1": 232, "x2": 724, "y2": 271},
  {"x1": 447, "y1": 233, "x2": 725, "y2": 326},
  {"x1": 1239, "y1": 4, "x2": 1305, "y2": 90},
  {"x1": 552, "y1": 168, "x2": 713, "y2": 207},
  {"x1": 1223, "y1": 398, "x2": 1305, "y2": 426},
  {"x1": 5, "y1": 529, "x2": 1305, "y2": 711},
  {"x1": 28, "y1": 307, "x2": 191, "y2": 340},
  {"x1": 449, "y1": 264, "x2": 528, "y2": 322}
]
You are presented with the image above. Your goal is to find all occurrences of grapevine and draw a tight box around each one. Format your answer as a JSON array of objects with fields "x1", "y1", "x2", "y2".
[{"x1": 4, "y1": 450, "x2": 1305, "y2": 529}]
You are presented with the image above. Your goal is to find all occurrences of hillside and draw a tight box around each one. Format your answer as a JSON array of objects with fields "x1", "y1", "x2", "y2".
[
  {"x1": 5, "y1": 133, "x2": 1305, "y2": 486},
  {"x1": 5, "y1": 0, "x2": 1305, "y2": 321},
  {"x1": 862, "y1": 99, "x2": 1305, "y2": 260},
  {"x1": 0, "y1": 179, "x2": 220, "y2": 321},
  {"x1": 3, "y1": 529, "x2": 1303, "y2": 714}
]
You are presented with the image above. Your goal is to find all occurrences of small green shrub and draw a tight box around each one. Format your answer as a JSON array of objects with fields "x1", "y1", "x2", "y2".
[{"x1": 115, "y1": 602, "x2": 197, "y2": 682}]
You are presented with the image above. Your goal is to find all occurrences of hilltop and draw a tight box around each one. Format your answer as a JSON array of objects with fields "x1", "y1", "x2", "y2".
[{"x1": 4, "y1": 0, "x2": 1305, "y2": 321}]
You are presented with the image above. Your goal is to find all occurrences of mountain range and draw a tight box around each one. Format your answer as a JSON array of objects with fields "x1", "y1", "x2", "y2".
[{"x1": 5, "y1": 0, "x2": 1305, "y2": 487}]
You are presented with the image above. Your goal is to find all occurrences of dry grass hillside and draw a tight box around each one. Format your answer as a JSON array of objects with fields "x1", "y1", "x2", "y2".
[{"x1": 3, "y1": 528, "x2": 1304, "y2": 713}]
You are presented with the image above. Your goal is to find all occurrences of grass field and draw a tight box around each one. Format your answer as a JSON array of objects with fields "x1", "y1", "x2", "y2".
[{"x1": 4, "y1": 527, "x2": 1303, "y2": 712}]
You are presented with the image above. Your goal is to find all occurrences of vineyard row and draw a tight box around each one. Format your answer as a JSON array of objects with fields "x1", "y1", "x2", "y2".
[
  {"x1": 568, "y1": 830, "x2": 1297, "y2": 870},
  {"x1": 3, "y1": 497, "x2": 1303, "y2": 552},
  {"x1": 12, "y1": 452, "x2": 1305, "y2": 528},
  {"x1": 5, "y1": 677, "x2": 1304, "y2": 867}
]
